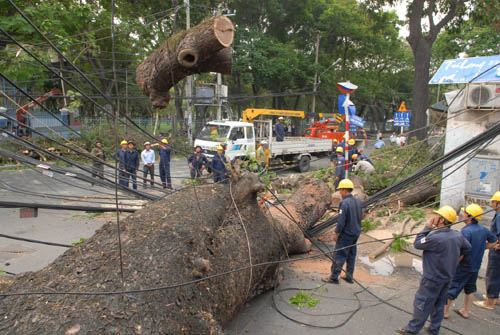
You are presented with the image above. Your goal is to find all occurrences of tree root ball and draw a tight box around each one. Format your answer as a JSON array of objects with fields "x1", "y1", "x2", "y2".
[{"x1": 0, "y1": 172, "x2": 330, "y2": 334}]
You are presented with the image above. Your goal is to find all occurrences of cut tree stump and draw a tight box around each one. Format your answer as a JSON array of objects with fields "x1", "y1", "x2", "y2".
[
  {"x1": 136, "y1": 16, "x2": 234, "y2": 109},
  {"x1": 0, "y1": 172, "x2": 330, "y2": 334}
]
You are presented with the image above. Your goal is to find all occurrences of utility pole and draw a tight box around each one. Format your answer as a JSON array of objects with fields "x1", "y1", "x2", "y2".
[
  {"x1": 216, "y1": 4, "x2": 223, "y2": 120},
  {"x1": 185, "y1": 0, "x2": 193, "y2": 145},
  {"x1": 311, "y1": 32, "x2": 320, "y2": 121}
]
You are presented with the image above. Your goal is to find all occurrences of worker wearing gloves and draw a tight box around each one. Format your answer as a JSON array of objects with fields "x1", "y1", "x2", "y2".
[
  {"x1": 124, "y1": 141, "x2": 139, "y2": 190},
  {"x1": 322, "y1": 179, "x2": 362, "y2": 284},
  {"x1": 444, "y1": 204, "x2": 497, "y2": 319},
  {"x1": 188, "y1": 145, "x2": 208, "y2": 179},
  {"x1": 141, "y1": 141, "x2": 155, "y2": 187},
  {"x1": 159, "y1": 139, "x2": 172, "y2": 189},
  {"x1": 474, "y1": 191, "x2": 500, "y2": 310},
  {"x1": 113, "y1": 140, "x2": 128, "y2": 187},
  {"x1": 274, "y1": 117, "x2": 285, "y2": 142},
  {"x1": 211, "y1": 145, "x2": 228, "y2": 184},
  {"x1": 397, "y1": 206, "x2": 471, "y2": 335},
  {"x1": 334, "y1": 146, "x2": 345, "y2": 188},
  {"x1": 353, "y1": 154, "x2": 375, "y2": 175}
]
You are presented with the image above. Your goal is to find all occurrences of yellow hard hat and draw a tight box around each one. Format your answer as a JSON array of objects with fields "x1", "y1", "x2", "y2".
[
  {"x1": 217, "y1": 145, "x2": 224, "y2": 150},
  {"x1": 349, "y1": 139, "x2": 355, "y2": 145},
  {"x1": 333, "y1": 139, "x2": 338, "y2": 143},
  {"x1": 343, "y1": 134, "x2": 348, "y2": 139},
  {"x1": 336, "y1": 146, "x2": 344, "y2": 153},
  {"x1": 490, "y1": 191, "x2": 500, "y2": 202},
  {"x1": 120, "y1": 140, "x2": 128, "y2": 145},
  {"x1": 462, "y1": 204, "x2": 483, "y2": 221},
  {"x1": 352, "y1": 154, "x2": 358, "y2": 160},
  {"x1": 161, "y1": 139, "x2": 168, "y2": 144},
  {"x1": 337, "y1": 179, "x2": 354, "y2": 190},
  {"x1": 433, "y1": 205, "x2": 457, "y2": 223}
]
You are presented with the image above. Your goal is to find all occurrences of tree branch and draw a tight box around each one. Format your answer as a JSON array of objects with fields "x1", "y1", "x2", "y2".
[
  {"x1": 428, "y1": 0, "x2": 437, "y2": 31},
  {"x1": 432, "y1": 0, "x2": 466, "y2": 39}
]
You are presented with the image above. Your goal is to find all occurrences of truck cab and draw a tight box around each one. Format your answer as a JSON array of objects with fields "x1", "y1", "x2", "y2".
[{"x1": 194, "y1": 120, "x2": 255, "y2": 160}]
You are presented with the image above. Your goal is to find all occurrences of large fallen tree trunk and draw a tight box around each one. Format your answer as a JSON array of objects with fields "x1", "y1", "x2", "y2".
[
  {"x1": 136, "y1": 16, "x2": 234, "y2": 109},
  {"x1": 0, "y1": 172, "x2": 330, "y2": 334}
]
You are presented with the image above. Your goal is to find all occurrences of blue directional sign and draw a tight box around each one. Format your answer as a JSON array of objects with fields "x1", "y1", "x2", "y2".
[
  {"x1": 349, "y1": 124, "x2": 358, "y2": 133},
  {"x1": 394, "y1": 112, "x2": 411, "y2": 127},
  {"x1": 350, "y1": 115, "x2": 365, "y2": 128},
  {"x1": 338, "y1": 95, "x2": 356, "y2": 115}
]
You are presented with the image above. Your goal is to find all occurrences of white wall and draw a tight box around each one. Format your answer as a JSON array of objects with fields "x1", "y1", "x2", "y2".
[{"x1": 440, "y1": 91, "x2": 500, "y2": 211}]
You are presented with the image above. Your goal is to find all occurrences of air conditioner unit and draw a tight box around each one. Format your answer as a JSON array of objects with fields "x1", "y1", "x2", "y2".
[{"x1": 465, "y1": 83, "x2": 500, "y2": 109}]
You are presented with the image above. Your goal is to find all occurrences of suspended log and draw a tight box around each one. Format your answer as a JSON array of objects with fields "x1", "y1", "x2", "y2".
[
  {"x1": 136, "y1": 16, "x2": 234, "y2": 109},
  {"x1": 0, "y1": 172, "x2": 330, "y2": 334}
]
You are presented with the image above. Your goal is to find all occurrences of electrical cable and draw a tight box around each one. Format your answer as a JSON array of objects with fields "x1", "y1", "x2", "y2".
[
  {"x1": 0, "y1": 129, "x2": 157, "y2": 200},
  {"x1": 0, "y1": 233, "x2": 73, "y2": 248},
  {"x1": 308, "y1": 118, "x2": 500, "y2": 236},
  {"x1": 0, "y1": 206, "x2": 496, "y2": 297}
]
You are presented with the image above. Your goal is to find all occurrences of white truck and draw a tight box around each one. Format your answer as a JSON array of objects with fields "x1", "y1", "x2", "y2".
[{"x1": 194, "y1": 118, "x2": 332, "y2": 173}]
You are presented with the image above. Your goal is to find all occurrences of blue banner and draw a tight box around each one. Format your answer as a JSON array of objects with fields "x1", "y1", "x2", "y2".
[
  {"x1": 429, "y1": 55, "x2": 500, "y2": 84},
  {"x1": 394, "y1": 112, "x2": 410, "y2": 127}
]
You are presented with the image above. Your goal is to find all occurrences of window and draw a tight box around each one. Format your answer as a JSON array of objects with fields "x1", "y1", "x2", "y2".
[
  {"x1": 304, "y1": 129, "x2": 312, "y2": 136},
  {"x1": 199, "y1": 124, "x2": 230, "y2": 142},
  {"x1": 230, "y1": 127, "x2": 245, "y2": 140},
  {"x1": 245, "y1": 126, "x2": 254, "y2": 139}
]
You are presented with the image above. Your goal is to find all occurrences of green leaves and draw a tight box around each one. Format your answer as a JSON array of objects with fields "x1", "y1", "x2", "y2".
[{"x1": 289, "y1": 290, "x2": 320, "y2": 308}]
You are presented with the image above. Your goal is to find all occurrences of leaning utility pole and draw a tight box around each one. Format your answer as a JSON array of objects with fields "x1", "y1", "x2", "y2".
[
  {"x1": 311, "y1": 32, "x2": 320, "y2": 120},
  {"x1": 185, "y1": 0, "x2": 193, "y2": 145}
]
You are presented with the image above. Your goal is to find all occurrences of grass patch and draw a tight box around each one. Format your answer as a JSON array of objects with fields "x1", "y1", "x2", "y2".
[
  {"x1": 72, "y1": 238, "x2": 87, "y2": 246},
  {"x1": 85, "y1": 212, "x2": 102, "y2": 219},
  {"x1": 362, "y1": 218, "x2": 382, "y2": 232},
  {"x1": 181, "y1": 178, "x2": 200, "y2": 185}
]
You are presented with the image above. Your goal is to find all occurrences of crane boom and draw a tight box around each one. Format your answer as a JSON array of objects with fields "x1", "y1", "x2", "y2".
[{"x1": 242, "y1": 108, "x2": 305, "y2": 122}]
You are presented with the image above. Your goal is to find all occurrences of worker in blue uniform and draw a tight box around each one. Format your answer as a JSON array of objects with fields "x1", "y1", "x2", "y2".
[
  {"x1": 333, "y1": 147, "x2": 345, "y2": 189},
  {"x1": 112, "y1": 140, "x2": 128, "y2": 187},
  {"x1": 124, "y1": 141, "x2": 139, "y2": 190},
  {"x1": 444, "y1": 204, "x2": 497, "y2": 319},
  {"x1": 347, "y1": 139, "x2": 358, "y2": 161},
  {"x1": 158, "y1": 139, "x2": 172, "y2": 189},
  {"x1": 331, "y1": 139, "x2": 339, "y2": 154},
  {"x1": 473, "y1": 191, "x2": 500, "y2": 310},
  {"x1": 188, "y1": 145, "x2": 208, "y2": 179},
  {"x1": 397, "y1": 206, "x2": 471, "y2": 335},
  {"x1": 322, "y1": 179, "x2": 362, "y2": 285},
  {"x1": 357, "y1": 149, "x2": 374, "y2": 165},
  {"x1": 211, "y1": 145, "x2": 228, "y2": 184},
  {"x1": 274, "y1": 117, "x2": 285, "y2": 142}
]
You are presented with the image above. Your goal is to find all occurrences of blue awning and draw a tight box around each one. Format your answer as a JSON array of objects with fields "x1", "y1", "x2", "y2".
[{"x1": 429, "y1": 55, "x2": 500, "y2": 85}]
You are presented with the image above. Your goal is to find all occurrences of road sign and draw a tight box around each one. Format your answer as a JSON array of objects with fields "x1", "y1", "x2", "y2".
[
  {"x1": 394, "y1": 112, "x2": 411, "y2": 127},
  {"x1": 349, "y1": 124, "x2": 358, "y2": 133},
  {"x1": 350, "y1": 115, "x2": 365, "y2": 128},
  {"x1": 333, "y1": 113, "x2": 343, "y2": 123},
  {"x1": 398, "y1": 101, "x2": 408, "y2": 113},
  {"x1": 338, "y1": 95, "x2": 356, "y2": 115}
]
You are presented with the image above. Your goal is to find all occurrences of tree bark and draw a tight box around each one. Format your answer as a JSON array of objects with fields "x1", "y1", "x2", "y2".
[
  {"x1": 136, "y1": 16, "x2": 234, "y2": 109},
  {"x1": 0, "y1": 173, "x2": 330, "y2": 334}
]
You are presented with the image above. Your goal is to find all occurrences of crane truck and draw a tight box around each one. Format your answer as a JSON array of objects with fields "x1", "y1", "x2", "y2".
[{"x1": 194, "y1": 108, "x2": 334, "y2": 172}]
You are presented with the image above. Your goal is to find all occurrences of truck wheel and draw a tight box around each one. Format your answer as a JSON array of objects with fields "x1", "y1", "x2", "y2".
[{"x1": 297, "y1": 155, "x2": 311, "y2": 173}]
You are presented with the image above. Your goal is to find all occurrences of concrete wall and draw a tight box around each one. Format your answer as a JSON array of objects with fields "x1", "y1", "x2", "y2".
[{"x1": 440, "y1": 89, "x2": 500, "y2": 218}]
